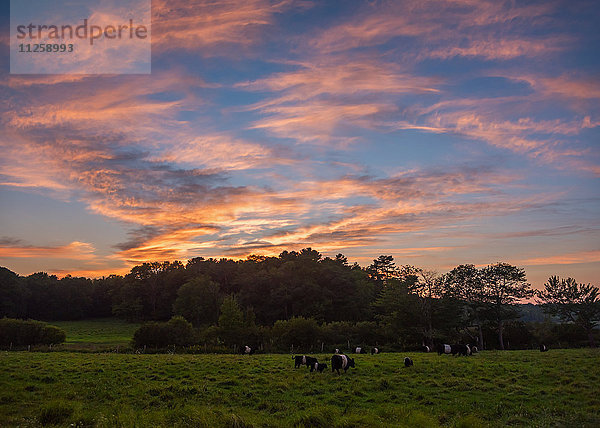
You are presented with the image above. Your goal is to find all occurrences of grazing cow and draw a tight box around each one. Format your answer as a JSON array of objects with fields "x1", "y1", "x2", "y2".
[
  {"x1": 404, "y1": 357, "x2": 413, "y2": 367},
  {"x1": 470, "y1": 345, "x2": 479, "y2": 354},
  {"x1": 437, "y1": 344, "x2": 470, "y2": 356},
  {"x1": 540, "y1": 344, "x2": 549, "y2": 352},
  {"x1": 293, "y1": 355, "x2": 317, "y2": 368},
  {"x1": 242, "y1": 346, "x2": 254, "y2": 355},
  {"x1": 371, "y1": 347, "x2": 379, "y2": 355},
  {"x1": 355, "y1": 347, "x2": 364, "y2": 354},
  {"x1": 312, "y1": 362, "x2": 327, "y2": 373},
  {"x1": 331, "y1": 354, "x2": 355, "y2": 374},
  {"x1": 422, "y1": 345, "x2": 431, "y2": 353},
  {"x1": 437, "y1": 344, "x2": 451, "y2": 355},
  {"x1": 293, "y1": 355, "x2": 306, "y2": 368}
]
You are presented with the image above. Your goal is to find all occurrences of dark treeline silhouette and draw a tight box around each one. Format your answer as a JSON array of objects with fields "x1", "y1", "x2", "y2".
[{"x1": 1, "y1": 248, "x2": 598, "y2": 351}]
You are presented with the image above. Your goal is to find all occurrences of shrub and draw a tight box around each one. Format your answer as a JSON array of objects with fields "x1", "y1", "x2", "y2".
[
  {"x1": 167, "y1": 316, "x2": 197, "y2": 346},
  {"x1": 132, "y1": 316, "x2": 196, "y2": 348},
  {"x1": 40, "y1": 325, "x2": 67, "y2": 345},
  {"x1": 271, "y1": 317, "x2": 321, "y2": 352},
  {"x1": 0, "y1": 318, "x2": 66, "y2": 347}
]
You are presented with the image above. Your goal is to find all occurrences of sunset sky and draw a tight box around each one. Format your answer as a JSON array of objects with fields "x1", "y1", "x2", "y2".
[{"x1": 1, "y1": 0, "x2": 599, "y2": 289}]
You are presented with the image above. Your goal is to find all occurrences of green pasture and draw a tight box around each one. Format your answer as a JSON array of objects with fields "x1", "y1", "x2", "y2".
[
  {"x1": 50, "y1": 319, "x2": 139, "y2": 348},
  {"x1": 1, "y1": 349, "x2": 599, "y2": 427}
]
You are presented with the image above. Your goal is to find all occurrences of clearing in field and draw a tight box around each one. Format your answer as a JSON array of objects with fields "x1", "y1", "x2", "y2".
[{"x1": 50, "y1": 319, "x2": 140, "y2": 350}]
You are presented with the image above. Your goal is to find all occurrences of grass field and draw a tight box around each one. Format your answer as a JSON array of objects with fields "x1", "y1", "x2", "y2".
[
  {"x1": 1, "y1": 349, "x2": 599, "y2": 427},
  {"x1": 50, "y1": 319, "x2": 140, "y2": 349}
]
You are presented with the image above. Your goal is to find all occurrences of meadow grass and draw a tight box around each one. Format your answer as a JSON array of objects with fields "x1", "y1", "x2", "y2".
[
  {"x1": 50, "y1": 319, "x2": 139, "y2": 347},
  {"x1": 1, "y1": 349, "x2": 599, "y2": 427}
]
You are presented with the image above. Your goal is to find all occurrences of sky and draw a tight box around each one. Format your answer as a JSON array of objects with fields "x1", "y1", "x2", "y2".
[{"x1": 0, "y1": 0, "x2": 599, "y2": 289}]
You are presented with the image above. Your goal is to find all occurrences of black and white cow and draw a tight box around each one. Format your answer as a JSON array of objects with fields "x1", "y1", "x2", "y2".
[
  {"x1": 540, "y1": 344, "x2": 549, "y2": 352},
  {"x1": 371, "y1": 347, "x2": 379, "y2": 354},
  {"x1": 355, "y1": 347, "x2": 365, "y2": 354},
  {"x1": 437, "y1": 344, "x2": 452, "y2": 355},
  {"x1": 404, "y1": 357, "x2": 414, "y2": 367},
  {"x1": 422, "y1": 345, "x2": 431, "y2": 353},
  {"x1": 241, "y1": 346, "x2": 254, "y2": 355},
  {"x1": 470, "y1": 345, "x2": 479, "y2": 354},
  {"x1": 312, "y1": 362, "x2": 327, "y2": 373},
  {"x1": 335, "y1": 348, "x2": 340, "y2": 354},
  {"x1": 331, "y1": 354, "x2": 355, "y2": 374},
  {"x1": 293, "y1": 355, "x2": 317, "y2": 368},
  {"x1": 437, "y1": 344, "x2": 470, "y2": 356}
]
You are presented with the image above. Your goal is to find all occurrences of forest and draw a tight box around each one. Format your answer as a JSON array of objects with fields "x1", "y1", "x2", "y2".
[{"x1": 1, "y1": 248, "x2": 598, "y2": 352}]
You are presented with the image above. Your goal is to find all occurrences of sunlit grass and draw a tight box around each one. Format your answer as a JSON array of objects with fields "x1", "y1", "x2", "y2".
[{"x1": 1, "y1": 349, "x2": 599, "y2": 427}]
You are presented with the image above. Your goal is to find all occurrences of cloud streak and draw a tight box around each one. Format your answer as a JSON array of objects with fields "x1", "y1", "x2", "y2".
[{"x1": 0, "y1": 240, "x2": 95, "y2": 259}]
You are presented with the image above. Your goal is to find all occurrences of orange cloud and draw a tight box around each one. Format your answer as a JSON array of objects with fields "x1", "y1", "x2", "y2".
[
  {"x1": 306, "y1": 0, "x2": 561, "y2": 59},
  {"x1": 424, "y1": 38, "x2": 567, "y2": 61},
  {"x1": 535, "y1": 76, "x2": 600, "y2": 100},
  {"x1": 241, "y1": 58, "x2": 441, "y2": 143},
  {"x1": 48, "y1": 267, "x2": 130, "y2": 279},
  {"x1": 522, "y1": 250, "x2": 600, "y2": 266},
  {"x1": 0, "y1": 241, "x2": 95, "y2": 259},
  {"x1": 152, "y1": 0, "x2": 306, "y2": 54}
]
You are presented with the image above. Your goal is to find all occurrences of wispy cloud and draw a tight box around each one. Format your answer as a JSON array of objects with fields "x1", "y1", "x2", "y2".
[
  {"x1": 522, "y1": 250, "x2": 600, "y2": 266},
  {"x1": 152, "y1": 0, "x2": 309, "y2": 54},
  {"x1": 0, "y1": 240, "x2": 95, "y2": 259},
  {"x1": 305, "y1": 0, "x2": 563, "y2": 59}
]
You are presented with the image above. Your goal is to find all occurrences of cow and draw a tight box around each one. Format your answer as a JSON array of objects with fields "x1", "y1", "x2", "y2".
[
  {"x1": 355, "y1": 347, "x2": 364, "y2": 354},
  {"x1": 422, "y1": 345, "x2": 431, "y2": 353},
  {"x1": 371, "y1": 347, "x2": 379, "y2": 354},
  {"x1": 242, "y1": 346, "x2": 254, "y2": 355},
  {"x1": 540, "y1": 344, "x2": 549, "y2": 352},
  {"x1": 335, "y1": 348, "x2": 340, "y2": 354},
  {"x1": 293, "y1": 355, "x2": 317, "y2": 369},
  {"x1": 437, "y1": 344, "x2": 452, "y2": 355},
  {"x1": 437, "y1": 344, "x2": 470, "y2": 356},
  {"x1": 331, "y1": 354, "x2": 355, "y2": 374},
  {"x1": 470, "y1": 345, "x2": 479, "y2": 354},
  {"x1": 404, "y1": 357, "x2": 413, "y2": 367},
  {"x1": 312, "y1": 362, "x2": 327, "y2": 373}
]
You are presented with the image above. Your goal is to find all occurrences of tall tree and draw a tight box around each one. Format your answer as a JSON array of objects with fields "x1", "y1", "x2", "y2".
[
  {"x1": 480, "y1": 263, "x2": 533, "y2": 350},
  {"x1": 218, "y1": 295, "x2": 245, "y2": 348},
  {"x1": 373, "y1": 277, "x2": 421, "y2": 347},
  {"x1": 537, "y1": 276, "x2": 600, "y2": 347},
  {"x1": 173, "y1": 276, "x2": 221, "y2": 327},
  {"x1": 368, "y1": 255, "x2": 398, "y2": 283},
  {"x1": 443, "y1": 264, "x2": 486, "y2": 349},
  {"x1": 399, "y1": 265, "x2": 443, "y2": 348},
  {"x1": 0, "y1": 267, "x2": 25, "y2": 318}
]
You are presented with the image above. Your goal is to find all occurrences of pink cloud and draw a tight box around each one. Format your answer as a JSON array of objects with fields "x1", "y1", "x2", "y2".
[{"x1": 522, "y1": 250, "x2": 600, "y2": 266}]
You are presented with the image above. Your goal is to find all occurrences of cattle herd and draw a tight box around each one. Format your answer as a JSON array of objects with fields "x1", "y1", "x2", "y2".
[
  {"x1": 289, "y1": 344, "x2": 478, "y2": 374},
  {"x1": 241, "y1": 342, "x2": 550, "y2": 374}
]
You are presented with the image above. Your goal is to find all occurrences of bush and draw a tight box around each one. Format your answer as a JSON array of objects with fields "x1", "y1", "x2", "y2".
[
  {"x1": 271, "y1": 316, "x2": 321, "y2": 352},
  {"x1": 132, "y1": 316, "x2": 196, "y2": 348},
  {"x1": 0, "y1": 318, "x2": 66, "y2": 347},
  {"x1": 40, "y1": 325, "x2": 67, "y2": 345},
  {"x1": 167, "y1": 316, "x2": 197, "y2": 346}
]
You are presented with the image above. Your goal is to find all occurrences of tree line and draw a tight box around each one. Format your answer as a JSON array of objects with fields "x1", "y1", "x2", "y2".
[{"x1": 1, "y1": 248, "x2": 598, "y2": 350}]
